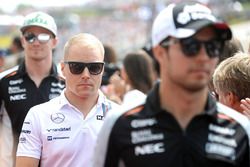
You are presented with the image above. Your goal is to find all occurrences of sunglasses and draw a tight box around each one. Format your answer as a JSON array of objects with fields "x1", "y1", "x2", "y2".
[
  {"x1": 64, "y1": 61, "x2": 105, "y2": 75},
  {"x1": 24, "y1": 33, "x2": 51, "y2": 44},
  {"x1": 161, "y1": 37, "x2": 225, "y2": 58}
]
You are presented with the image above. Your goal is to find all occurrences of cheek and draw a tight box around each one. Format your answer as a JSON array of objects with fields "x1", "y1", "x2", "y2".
[
  {"x1": 211, "y1": 58, "x2": 219, "y2": 68},
  {"x1": 94, "y1": 75, "x2": 103, "y2": 86},
  {"x1": 121, "y1": 68, "x2": 128, "y2": 82},
  {"x1": 65, "y1": 74, "x2": 75, "y2": 85}
]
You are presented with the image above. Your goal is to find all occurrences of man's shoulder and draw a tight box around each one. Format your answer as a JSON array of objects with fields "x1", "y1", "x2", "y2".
[
  {"x1": 104, "y1": 96, "x2": 146, "y2": 127},
  {"x1": 216, "y1": 102, "x2": 250, "y2": 136},
  {"x1": 0, "y1": 66, "x2": 19, "y2": 80}
]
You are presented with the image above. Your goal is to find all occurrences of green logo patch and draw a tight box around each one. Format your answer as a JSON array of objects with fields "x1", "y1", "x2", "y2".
[{"x1": 25, "y1": 14, "x2": 48, "y2": 25}]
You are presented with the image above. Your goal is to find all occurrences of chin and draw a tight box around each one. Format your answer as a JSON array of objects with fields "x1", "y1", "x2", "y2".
[
  {"x1": 184, "y1": 83, "x2": 207, "y2": 92},
  {"x1": 75, "y1": 90, "x2": 89, "y2": 97}
]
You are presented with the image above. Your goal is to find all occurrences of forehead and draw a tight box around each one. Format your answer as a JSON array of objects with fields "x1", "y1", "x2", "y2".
[
  {"x1": 67, "y1": 43, "x2": 104, "y2": 62},
  {"x1": 23, "y1": 26, "x2": 53, "y2": 35},
  {"x1": 194, "y1": 26, "x2": 216, "y2": 40}
]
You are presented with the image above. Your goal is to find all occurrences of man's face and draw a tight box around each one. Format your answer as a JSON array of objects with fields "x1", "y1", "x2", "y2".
[
  {"x1": 159, "y1": 27, "x2": 220, "y2": 92},
  {"x1": 62, "y1": 43, "x2": 104, "y2": 99},
  {"x1": 21, "y1": 26, "x2": 57, "y2": 61}
]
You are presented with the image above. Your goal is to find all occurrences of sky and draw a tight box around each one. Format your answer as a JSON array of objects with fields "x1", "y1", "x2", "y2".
[{"x1": 0, "y1": 0, "x2": 93, "y2": 13}]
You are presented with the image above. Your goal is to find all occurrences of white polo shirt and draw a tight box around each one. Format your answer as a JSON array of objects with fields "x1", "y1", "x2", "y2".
[{"x1": 16, "y1": 90, "x2": 120, "y2": 167}]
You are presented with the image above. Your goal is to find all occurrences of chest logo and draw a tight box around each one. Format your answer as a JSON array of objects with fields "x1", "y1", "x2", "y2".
[{"x1": 50, "y1": 113, "x2": 65, "y2": 124}]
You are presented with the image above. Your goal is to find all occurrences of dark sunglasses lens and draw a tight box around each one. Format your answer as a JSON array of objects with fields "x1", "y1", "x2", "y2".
[
  {"x1": 180, "y1": 38, "x2": 200, "y2": 57},
  {"x1": 88, "y1": 63, "x2": 104, "y2": 75},
  {"x1": 68, "y1": 62, "x2": 85, "y2": 74},
  {"x1": 24, "y1": 33, "x2": 36, "y2": 43},
  {"x1": 205, "y1": 40, "x2": 224, "y2": 58}
]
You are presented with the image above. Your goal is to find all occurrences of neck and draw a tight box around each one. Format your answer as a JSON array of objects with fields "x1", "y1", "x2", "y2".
[
  {"x1": 25, "y1": 57, "x2": 53, "y2": 87},
  {"x1": 65, "y1": 91, "x2": 99, "y2": 118},
  {"x1": 232, "y1": 101, "x2": 243, "y2": 113},
  {"x1": 160, "y1": 83, "x2": 208, "y2": 129}
]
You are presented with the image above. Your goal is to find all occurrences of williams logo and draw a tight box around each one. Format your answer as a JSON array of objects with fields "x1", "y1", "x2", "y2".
[{"x1": 50, "y1": 113, "x2": 65, "y2": 124}]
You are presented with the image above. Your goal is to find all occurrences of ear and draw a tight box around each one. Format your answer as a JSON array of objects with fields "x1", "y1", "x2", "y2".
[
  {"x1": 227, "y1": 92, "x2": 239, "y2": 107},
  {"x1": 152, "y1": 45, "x2": 166, "y2": 64},
  {"x1": 20, "y1": 35, "x2": 25, "y2": 48},
  {"x1": 60, "y1": 62, "x2": 66, "y2": 78},
  {"x1": 52, "y1": 37, "x2": 58, "y2": 49}
]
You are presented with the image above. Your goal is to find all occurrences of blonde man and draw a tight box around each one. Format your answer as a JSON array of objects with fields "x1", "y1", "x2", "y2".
[
  {"x1": 16, "y1": 33, "x2": 119, "y2": 167},
  {"x1": 213, "y1": 52, "x2": 250, "y2": 113}
]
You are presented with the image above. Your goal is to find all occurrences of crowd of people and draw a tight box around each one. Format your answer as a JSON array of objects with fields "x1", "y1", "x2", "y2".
[{"x1": 1, "y1": 1, "x2": 250, "y2": 167}]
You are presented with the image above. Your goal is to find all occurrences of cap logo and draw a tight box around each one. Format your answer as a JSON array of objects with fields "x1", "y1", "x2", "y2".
[
  {"x1": 25, "y1": 14, "x2": 48, "y2": 26},
  {"x1": 177, "y1": 4, "x2": 216, "y2": 25}
]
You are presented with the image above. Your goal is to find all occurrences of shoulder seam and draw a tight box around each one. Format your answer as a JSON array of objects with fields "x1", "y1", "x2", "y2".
[
  {"x1": 124, "y1": 105, "x2": 144, "y2": 116},
  {"x1": 0, "y1": 66, "x2": 18, "y2": 80}
]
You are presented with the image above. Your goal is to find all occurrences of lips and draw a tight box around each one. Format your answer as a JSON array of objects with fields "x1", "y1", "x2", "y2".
[{"x1": 79, "y1": 83, "x2": 92, "y2": 87}]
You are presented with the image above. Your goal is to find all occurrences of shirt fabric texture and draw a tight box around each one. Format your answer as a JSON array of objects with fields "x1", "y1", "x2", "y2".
[{"x1": 17, "y1": 90, "x2": 120, "y2": 167}]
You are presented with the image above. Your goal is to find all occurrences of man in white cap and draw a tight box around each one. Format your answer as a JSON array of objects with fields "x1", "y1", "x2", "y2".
[
  {"x1": 0, "y1": 11, "x2": 65, "y2": 167},
  {"x1": 93, "y1": 1, "x2": 250, "y2": 167}
]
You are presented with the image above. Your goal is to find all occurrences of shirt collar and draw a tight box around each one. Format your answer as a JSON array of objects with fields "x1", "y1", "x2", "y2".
[
  {"x1": 17, "y1": 61, "x2": 59, "y2": 77},
  {"x1": 145, "y1": 82, "x2": 218, "y2": 118},
  {"x1": 57, "y1": 89, "x2": 110, "y2": 112}
]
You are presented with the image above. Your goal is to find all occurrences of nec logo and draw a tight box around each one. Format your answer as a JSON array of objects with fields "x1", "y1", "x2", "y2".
[
  {"x1": 135, "y1": 142, "x2": 165, "y2": 156},
  {"x1": 10, "y1": 94, "x2": 27, "y2": 101}
]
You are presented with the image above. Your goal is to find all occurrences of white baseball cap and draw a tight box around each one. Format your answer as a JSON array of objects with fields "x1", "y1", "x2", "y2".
[
  {"x1": 20, "y1": 11, "x2": 57, "y2": 37},
  {"x1": 152, "y1": 1, "x2": 232, "y2": 47}
]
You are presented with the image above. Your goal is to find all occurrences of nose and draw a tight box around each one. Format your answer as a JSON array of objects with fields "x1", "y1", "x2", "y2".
[
  {"x1": 32, "y1": 37, "x2": 40, "y2": 45},
  {"x1": 197, "y1": 44, "x2": 210, "y2": 60},
  {"x1": 81, "y1": 67, "x2": 91, "y2": 78}
]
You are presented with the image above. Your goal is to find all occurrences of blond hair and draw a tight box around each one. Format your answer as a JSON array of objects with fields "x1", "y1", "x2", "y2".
[
  {"x1": 63, "y1": 33, "x2": 104, "y2": 60},
  {"x1": 213, "y1": 52, "x2": 250, "y2": 100}
]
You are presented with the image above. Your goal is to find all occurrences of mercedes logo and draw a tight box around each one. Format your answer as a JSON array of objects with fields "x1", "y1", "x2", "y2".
[{"x1": 50, "y1": 113, "x2": 65, "y2": 124}]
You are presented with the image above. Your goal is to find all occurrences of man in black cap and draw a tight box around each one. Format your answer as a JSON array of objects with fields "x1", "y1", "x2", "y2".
[{"x1": 93, "y1": 1, "x2": 250, "y2": 167}]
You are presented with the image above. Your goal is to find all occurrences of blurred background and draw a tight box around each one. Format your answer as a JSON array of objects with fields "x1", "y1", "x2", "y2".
[{"x1": 0, "y1": 0, "x2": 249, "y2": 63}]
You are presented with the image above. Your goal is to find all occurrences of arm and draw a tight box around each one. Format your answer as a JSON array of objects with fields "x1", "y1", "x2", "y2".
[
  {"x1": 0, "y1": 107, "x2": 14, "y2": 167},
  {"x1": 16, "y1": 107, "x2": 42, "y2": 167},
  {"x1": 16, "y1": 156, "x2": 39, "y2": 167}
]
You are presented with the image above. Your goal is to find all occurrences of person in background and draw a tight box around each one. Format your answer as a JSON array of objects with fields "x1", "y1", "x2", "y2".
[
  {"x1": 0, "y1": 54, "x2": 4, "y2": 72},
  {"x1": 208, "y1": 37, "x2": 244, "y2": 96},
  {"x1": 142, "y1": 39, "x2": 160, "y2": 77},
  {"x1": 0, "y1": 11, "x2": 65, "y2": 167},
  {"x1": 101, "y1": 44, "x2": 119, "y2": 86},
  {"x1": 93, "y1": 1, "x2": 250, "y2": 167},
  {"x1": 2, "y1": 36, "x2": 24, "y2": 70},
  {"x1": 7, "y1": 36, "x2": 24, "y2": 55},
  {"x1": 219, "y1": 37, "x2": 244, "y2": 64},
  {"x1": 107, "y1": 51, "x2": 156, "y2": 105},
  {"x1": 16, "y1": 33, "x2": 120, "y2": 167},
  {"x1": 213, "y1": 52, "x2": 250, "y2": 113}
]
